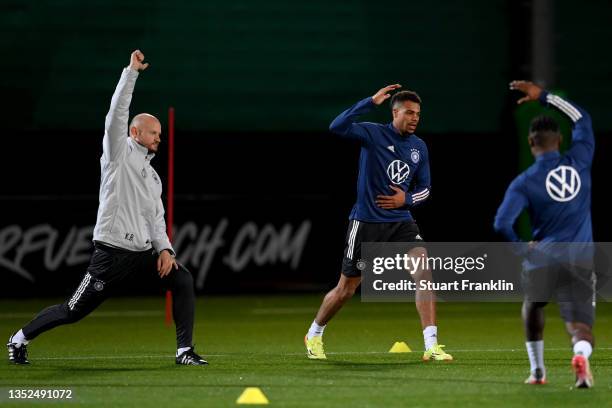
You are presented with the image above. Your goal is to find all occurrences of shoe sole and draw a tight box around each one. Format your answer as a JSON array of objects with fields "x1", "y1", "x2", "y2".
[
  {"x1": 422, "y1": 356, "x2": 453, "y2": 362},
  {"x1": 525, "y1": 378, "x2": 547, "y2": 385}
]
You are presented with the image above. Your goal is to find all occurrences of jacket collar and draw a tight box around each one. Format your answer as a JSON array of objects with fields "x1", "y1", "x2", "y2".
[
  {"x1": 128, "y1": 137, "x2": 155, "y2": 161},
  {"x1": 387, "y1": 122, "x2": 414, "y2": 140},
  {"x1": 535, "y1": 150, "x2": 560, "y2": 162}
]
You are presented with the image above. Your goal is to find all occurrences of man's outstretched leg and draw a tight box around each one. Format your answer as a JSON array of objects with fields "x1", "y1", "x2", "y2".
[
  {"x1": 409, "y1": 247, "x2": 452, "y2": 361},
  {"x1": 7, "y1": 268, "x2": 110, "y2": 365},
  {"x1": 305, "y1": 274, "x2": 361, "y2": 359},
  {"x1": 522, "y1": 301, "x2": 547, "y2": 384},
  {"x1": 7, "y1": 243, "x2": 148, "y2": 365}
]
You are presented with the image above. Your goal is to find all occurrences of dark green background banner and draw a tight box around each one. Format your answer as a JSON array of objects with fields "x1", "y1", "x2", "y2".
[
  {"x1": 3, "y1": 0, "x2": 511, "y2": 132},
  {"x1": 5, "y1": 1, "x2": 610, "y2": 132}
]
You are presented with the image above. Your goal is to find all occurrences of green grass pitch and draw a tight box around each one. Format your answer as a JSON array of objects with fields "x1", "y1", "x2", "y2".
[{"x1": 1, "y1": 295, "x2": 611, "y2": 407}]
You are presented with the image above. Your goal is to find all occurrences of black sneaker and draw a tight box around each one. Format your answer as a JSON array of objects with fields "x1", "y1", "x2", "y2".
[
  {"x1": 176, "y1": 347, "x2": 208, "y2": 366},
  {"x1": 7, "y1": 335, "x2": 29, "y2": 365}
]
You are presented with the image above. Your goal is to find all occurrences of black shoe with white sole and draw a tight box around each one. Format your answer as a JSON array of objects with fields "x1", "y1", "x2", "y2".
[
  {"x1": 7, "y1": 335, "x2": 30, "y2": 365},
  {"x1": 176, "y1": 347, "x2": 208, "y2": 366}
]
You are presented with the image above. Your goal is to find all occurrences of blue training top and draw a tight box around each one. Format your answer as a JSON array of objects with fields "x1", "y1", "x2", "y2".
[
  {"x1": 329, "y1": 97, "x2": 431, "y2": 223},
  {"x1": 494, "y1": 91, "x2": 594, "y2": 246}
]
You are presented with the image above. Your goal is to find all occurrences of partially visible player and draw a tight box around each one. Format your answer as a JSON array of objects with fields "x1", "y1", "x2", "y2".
[
  {"x1": 494, "y1": 80, "x2": 596, "y2": 388},
  {"x1": 304, "y1": 84, "x2": 452, "y2": 362}
]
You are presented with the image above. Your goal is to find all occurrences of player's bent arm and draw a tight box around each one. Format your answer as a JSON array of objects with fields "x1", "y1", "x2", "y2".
[
  {"x1": 151, "y1": 197, "x2": 175, "y2": 256},
  {"x1": 329, "y1": 97, "x2": 375, "y2": 142},
  {"x1": 404, "y1": 185, "x2": 430, "y2": 207},
  {"x1": 102, "y1": 67, "x2": 140, "y2": 162},
  {"x1": 539, "y1": 91, "x2": 594, "y2": 164},
  {"x1": 493, "y1": 179, "x2": 528, "y2": 242}
]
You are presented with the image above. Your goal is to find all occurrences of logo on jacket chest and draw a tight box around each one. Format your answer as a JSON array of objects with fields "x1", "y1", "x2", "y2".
[
  {"x1": 386, "y1": 145, "x2": 420, "y2": 163},
  {"x1": 140, "y1": 166, "x2": 160, "y2": 185},
  {"x1": 151, "y1": 171, "x2": 160, "y2": 184},
  {"x1": 546, "y1": 165, "x2": 581, "y2": 202},
  {"x1": 387, "y1": 160, "x2": 410, "y2": 184}
]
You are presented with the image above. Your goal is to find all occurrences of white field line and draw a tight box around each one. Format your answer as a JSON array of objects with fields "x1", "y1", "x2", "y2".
[
  {"x1": 27, "y1": 347, "x2": 612, "y2": 361},
  {"x1": 250, "y1": 308, "x2": 314, "y2": 314},
  {"x1": 0, "y1": 311, "x2": 164, "y2": 319},
  {"x1": 0, "y1": 308, "x2": 312, "y2": 318}
]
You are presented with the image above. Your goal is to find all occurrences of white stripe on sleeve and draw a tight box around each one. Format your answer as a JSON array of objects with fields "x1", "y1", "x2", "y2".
[
  {"x1": 412, "y1": 190, "x2": 430, "y2": 203},
  {"x1": 547, "y1": 94, "x2": 582, "y2": 122}
]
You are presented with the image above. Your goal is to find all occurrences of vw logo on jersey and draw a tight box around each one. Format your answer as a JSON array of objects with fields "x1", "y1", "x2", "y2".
[
  {"x1": 387, "y1": 160, "x2": 410, "y2": 184},
  {"x1": 410, "y1": 149, "x2": 420, "y2": 164},
  {"x1": 545, "y1": 165, "x2": 581, "y2": 202}
]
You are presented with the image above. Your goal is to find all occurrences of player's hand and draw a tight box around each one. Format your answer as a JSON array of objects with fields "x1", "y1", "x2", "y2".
[
  {"x1": 372, "y1": 84, "x2": 402, "y2": 105},
  {"x1": 157, "y1": 250, "x2": 178, "y2": 278},
  {"x1": 376, "y1": 185, "x2": 406, "y2": 209},
  {"x1": 129, "y1": 50, "x2": 149, "y2": 72},
  {"x1": 509, "y1": 80, "x2": 542, "y2": 104}
]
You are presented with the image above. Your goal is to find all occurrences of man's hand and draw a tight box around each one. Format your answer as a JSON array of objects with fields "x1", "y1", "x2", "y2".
[
  {"x1": 509, "y1": 80, "x2": 542, "y2": 104},
  {"x1": 129, "y1": 50, "x2": 149, "y2": 72},
  {"x1": 376, "y1": 185, "x2": 406, "y2": 209},
  {"x1": 372, "y1": 84, "x2": 402, "y2": 105},
  {"x1": 157, "y1": 249, "x2": 178, "y2": 278}
]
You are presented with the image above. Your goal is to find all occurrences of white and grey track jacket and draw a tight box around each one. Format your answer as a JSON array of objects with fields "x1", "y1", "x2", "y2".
[{"x1": 92, "y1": 67, "x2": 174, "y2": 255}]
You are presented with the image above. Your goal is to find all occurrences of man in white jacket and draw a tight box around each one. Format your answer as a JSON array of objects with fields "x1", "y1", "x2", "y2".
[{"x1": 7, "y1": 50, "x2": 206, "y2": 366}]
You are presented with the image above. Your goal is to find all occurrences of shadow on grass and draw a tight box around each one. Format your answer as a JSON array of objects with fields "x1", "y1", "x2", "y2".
[
  {"x1": 52, "y1": 366, "x2": 171, "y2": 373},
  {"x1": 311, "y1": 359, "x2": 421, "y2": 370},
  {"x1": 2, "y1": 364, "x2": 173, "y2": 375}
]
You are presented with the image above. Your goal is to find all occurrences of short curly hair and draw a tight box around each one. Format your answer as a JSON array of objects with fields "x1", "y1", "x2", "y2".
[
  {"x1": 529, "y1": 115, "x2": 561, "y2": 148},
  {"x1": 390, "y1": 90, "x2": 422, "y2": 111}
]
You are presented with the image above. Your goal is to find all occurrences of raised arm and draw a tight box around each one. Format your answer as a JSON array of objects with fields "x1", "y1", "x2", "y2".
[
  {"x1": 329, "y1": 84, "x2": 401, "y2": 142},
  {"x1": 510, "y1": 80, "x2": 594, "y2": 166},
  {"x1": 102, "y1": 50, "x2": 149, "y2": 162}
]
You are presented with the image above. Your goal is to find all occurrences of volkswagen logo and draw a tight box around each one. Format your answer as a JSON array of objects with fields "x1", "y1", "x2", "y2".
[
  {"x1": 387, "y1": 160, "x2": 410, "y2": 184},
  {"x1": 546, "y1": 165, "x2": 581, "y2": 202}
]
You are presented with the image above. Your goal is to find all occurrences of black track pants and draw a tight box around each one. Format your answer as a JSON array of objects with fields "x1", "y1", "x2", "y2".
[{"x1": 21, "y1": 242, "x2": 196, "y2": 349}]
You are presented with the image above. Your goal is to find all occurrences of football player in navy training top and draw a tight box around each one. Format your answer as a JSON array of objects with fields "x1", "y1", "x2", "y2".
[
  {"x1": 304, "y1": 84, "x2": 453, "y2": 362},
  {"x1": 495, "y1": 81, "x2": 596, "y2": 388}
]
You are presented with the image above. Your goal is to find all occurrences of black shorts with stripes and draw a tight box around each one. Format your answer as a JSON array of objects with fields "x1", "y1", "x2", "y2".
[{"x1": 341, "y1": 219, "x2": 424, "y2": 277}]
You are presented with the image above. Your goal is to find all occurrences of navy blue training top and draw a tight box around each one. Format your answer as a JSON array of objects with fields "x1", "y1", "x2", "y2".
[
  {"x1": 494, "y1": 91, "x2": 594, "y2": 244},
  {"x1": 329, "y1": 97, "x2": 431, "y2": 223}
]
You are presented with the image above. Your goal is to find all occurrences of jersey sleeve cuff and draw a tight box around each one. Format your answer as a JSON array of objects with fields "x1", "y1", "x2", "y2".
[
  {"x1": 404, "y1": 194, "x2": 414, "y2": 206},
  {"x1": 152, "y1": 239, "x2": 175, "y2": 257}
]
